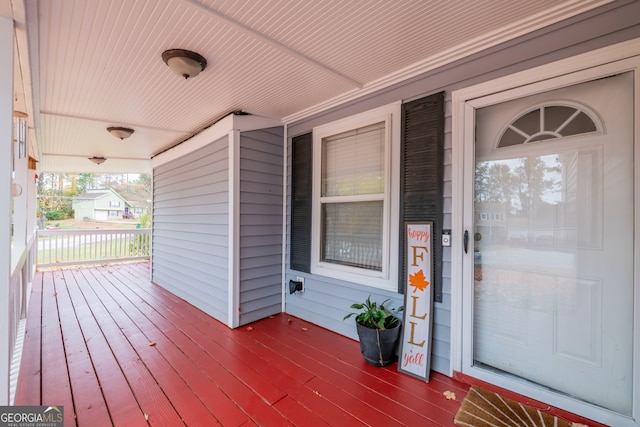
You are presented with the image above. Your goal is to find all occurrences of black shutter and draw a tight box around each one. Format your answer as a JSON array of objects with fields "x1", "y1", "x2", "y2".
[
  {"x1": 290, "y1": 132, "x2": 312, "y2": 273},
  {"x1": 399, "y1": 92, "x2": 445, "y2": 302}
]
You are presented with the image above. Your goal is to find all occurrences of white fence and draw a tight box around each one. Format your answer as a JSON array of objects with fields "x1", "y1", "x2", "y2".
[{"x1": 37, "y1": 228, "x2": 151, "y2": 268}]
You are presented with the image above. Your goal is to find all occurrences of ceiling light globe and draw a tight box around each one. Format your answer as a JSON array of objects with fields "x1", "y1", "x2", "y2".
[
  {"x1": 107, "y1": 127, "x2": 134, "y2": 140},
  {"x1": 162, "y1": 49, "x2": 207, "y2": 79},
  {"x1": 89, "y1": 156, "x2": 107, "y2": 165}
]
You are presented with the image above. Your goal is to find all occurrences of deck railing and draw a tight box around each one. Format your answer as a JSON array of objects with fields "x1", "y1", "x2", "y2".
[{"x1": 36, "y1": 228, "x2": 151, "y2": 268}]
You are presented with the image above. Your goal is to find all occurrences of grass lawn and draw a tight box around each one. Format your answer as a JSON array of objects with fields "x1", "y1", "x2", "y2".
[
  {"x1": 44, "y1": 218, "x2": 142, "y2": 230},
  {"x1": 38, "y1": 220, "x2": 150, "y2": 266}
]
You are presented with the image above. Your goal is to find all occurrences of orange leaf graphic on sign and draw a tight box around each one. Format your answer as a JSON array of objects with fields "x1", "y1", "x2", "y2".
[{"x1": 409, "y1": 269, "x2": 429, "y2": 293}]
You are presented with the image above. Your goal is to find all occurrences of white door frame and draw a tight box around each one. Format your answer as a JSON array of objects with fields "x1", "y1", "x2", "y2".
[{"x1": 451, "y1": 38, "x2": 640, "y2": 427}]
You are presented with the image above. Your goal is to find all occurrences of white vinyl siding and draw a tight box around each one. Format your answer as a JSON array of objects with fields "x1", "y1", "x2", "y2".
[
  {"x1": 152, "y1": 137, "x2": 230, "y2": 323},
  {"x1": 285, "y1": 98, "x2": 453, "y2": 375},
  {"x1": 283, "y1": 3, "x2": 639, "y2": 376},
  {"x1": 73, "y1": 202, "x2": 94, "y2": 220},
  {"x1": 151, "y1": 122, "x2": 284, "y2": 327},
  {"x1": 238, "y1": 128, "x2": 283, "y2": 325}
]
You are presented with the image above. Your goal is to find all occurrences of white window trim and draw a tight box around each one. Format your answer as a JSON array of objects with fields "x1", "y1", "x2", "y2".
[{"x1": 311, "y1": 102, "x2": 401, "y2": 291}]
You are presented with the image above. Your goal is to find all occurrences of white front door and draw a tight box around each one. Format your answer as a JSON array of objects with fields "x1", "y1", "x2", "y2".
[{"x1": 456, "y1": 55, "x2": 638, "y2": 426}]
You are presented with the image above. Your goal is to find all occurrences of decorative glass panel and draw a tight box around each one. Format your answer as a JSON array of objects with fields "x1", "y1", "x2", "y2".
[
  {"x1": 498, "y1": 104, "x2": 599, "y2": 147},
  {"x1": 559, "y1": 111, "x2": 597, "y2": 136}
]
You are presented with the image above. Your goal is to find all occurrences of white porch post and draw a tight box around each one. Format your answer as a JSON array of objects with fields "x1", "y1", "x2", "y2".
[
  {"x1": 228, "y1": 129, "x2": 240, "y2": 328},
  {"x1": 0, "y1": 16, "x2": 14, "y2": 405}
]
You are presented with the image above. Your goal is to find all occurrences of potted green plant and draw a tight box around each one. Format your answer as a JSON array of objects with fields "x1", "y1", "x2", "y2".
[{"x1": 344, "y1": 296, "x2": 403, "y2": 367}]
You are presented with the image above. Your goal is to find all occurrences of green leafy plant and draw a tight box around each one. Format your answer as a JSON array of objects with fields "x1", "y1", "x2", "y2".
[
  {"x1": 45, "y1": 210, "x2": 66, "y2": 220},
  {"x1": 137, "y1": 213, "x2": 151, "y2": 228},
  {"x1": 343, "y1": 296, "x2": 402, "y2": 330}
]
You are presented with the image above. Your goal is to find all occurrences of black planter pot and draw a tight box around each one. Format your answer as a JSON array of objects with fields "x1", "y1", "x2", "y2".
[{"x1": 355, "y1": 321, "x2": 401, "y2": 367}]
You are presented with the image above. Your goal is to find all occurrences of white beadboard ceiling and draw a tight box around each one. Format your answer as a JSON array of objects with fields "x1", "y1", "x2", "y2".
[{"x1": 8, "y1": 0, "x2": 612, "y2": 173}]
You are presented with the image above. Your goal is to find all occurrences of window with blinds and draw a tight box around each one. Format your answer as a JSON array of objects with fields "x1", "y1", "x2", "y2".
[
  {"x1": 311, "y1": 102, "x2": 400, "y2": 290},
  {"x1": 296, "y1": 97, "x2": 443, "y2": 294},
  {"x1": 320, "y1": 122, "x2": 385, "y2": 270}
]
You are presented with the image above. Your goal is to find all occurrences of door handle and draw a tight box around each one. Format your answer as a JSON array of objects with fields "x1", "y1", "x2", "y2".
[{"x1": 464, "y1": 230, "x2": 469, "y2": 254}]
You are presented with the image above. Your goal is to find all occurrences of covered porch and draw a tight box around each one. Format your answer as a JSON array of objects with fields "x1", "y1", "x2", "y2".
[{"x1": 14, "y1": 262, "x2": 468, "y2": 426}]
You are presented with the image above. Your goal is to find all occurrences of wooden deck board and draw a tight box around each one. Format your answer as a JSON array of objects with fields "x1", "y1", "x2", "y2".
[
  {"x1": 71, "y1": 268, "x2": 186, "y2": 426},
  {"x1": 238, "y1": 321, "x2": 450, "y2": 425},
  {"x1": 54, "y1": 270, "x2": 111, "y2": 427},
  {"x1": 109, "y1": 265, "x2": 313, "y2": 402},
  {"x1": 257, "y1": 318, "x2": 461, "y2": 425},
  {"x1": 14, "y1": 270, "x2": 42, "y2": 406},
  {"x1": 40, "y1": 271, "x2": 76, "y2": 427},
  {"x1": 87, "y1": 269, "x2": 222, "y2": 426},
  {"x1": 271, "y1": 395, "x2": 331, "y2": 427},
  {"x1": 17, "y1": 262, "x2": 469, "y2": 426},
  {"x1": 64, "y1": 269, "x2": 148, "y2": 426},
  {"x1": 110, "y1": 276, "x2": 304, "y2": 426}
]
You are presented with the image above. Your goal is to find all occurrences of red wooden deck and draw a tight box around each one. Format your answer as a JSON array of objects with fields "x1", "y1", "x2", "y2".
[{"x1": 15, "y1": 262, "x2": 469, "y2": 426}]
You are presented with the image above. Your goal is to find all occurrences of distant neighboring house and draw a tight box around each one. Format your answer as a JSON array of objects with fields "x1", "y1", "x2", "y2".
[
  {"x1": 124, "y1": 199, "x2": 149, "y2": 219},
  {"x1": 72, "y1": 189, "x2": 128, "y2": 220}
]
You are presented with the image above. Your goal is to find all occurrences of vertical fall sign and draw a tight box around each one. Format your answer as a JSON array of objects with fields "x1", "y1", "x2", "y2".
[{"x1": 398, "y1": 222, "x2": 433, "y2": 380}]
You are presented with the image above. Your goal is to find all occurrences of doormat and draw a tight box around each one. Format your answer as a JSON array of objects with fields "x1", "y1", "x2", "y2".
[{"x1": 454, "y1": 385, "x2": 574, "y2": 427}]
